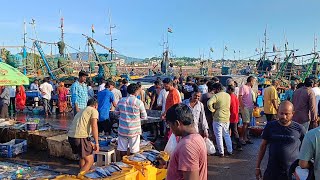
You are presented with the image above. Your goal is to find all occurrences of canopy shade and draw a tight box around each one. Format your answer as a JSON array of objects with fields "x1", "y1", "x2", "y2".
[{"x1": 0, "y1": 62, "x2": 29, "y2": 86}]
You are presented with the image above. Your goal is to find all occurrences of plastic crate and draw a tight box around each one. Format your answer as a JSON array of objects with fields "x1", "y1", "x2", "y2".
[
  {"x1": 26, "y1": 91, "x2": 41, "y2": 98},
  {"x1": 156, "y1": 168, "x2": 167, "y2": 180},
  {"x1": 122, "y1": 156, "x2": 156, "y2": 180},
  {"x1": 81, "y1": 165, "x2": 138, "y2": 180},
  {"x1": 0, "y1": 139, "x2": 27, "y2": 158}
]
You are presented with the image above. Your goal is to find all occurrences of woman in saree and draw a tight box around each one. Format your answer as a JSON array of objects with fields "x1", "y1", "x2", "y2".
[
  {"x1": 15, "y1": 85, "x2": 26, "y2": 112},
  {"x1": 57, "y1": 82, "x2": 68, "y2": 116}
]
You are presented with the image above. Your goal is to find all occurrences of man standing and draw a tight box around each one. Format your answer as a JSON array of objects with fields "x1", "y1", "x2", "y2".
[
  {"x1": 227, "y1": 85, "x2": 242, "y2": 151},
  {"x1": 98, "y1": 79, "x2": 106, "y2": 92},
  {"x1": 198, "y1": 79, "x2": 208, "y2": 94},
  {"x1": 40, "y1": 77, "x2": 53, "y2": 116},
  {"x1": 0, "y1": 86, "x2": 10, "y2": 118},
  {"x1": 111, "y1": 86, "x2": 122, "y2": 111},
  {"x1": 97, "y1": 81, "x2": 117, "y2": 135},
  {"x1": 71, "y1": 71, "x2": 89, "y2": 116},
  {"x1": 120, "y1": 79, "x2": 128, "y2": 98},
  {"x1": 115, "y1": 84, "x2": 147, "y2": 159},
  {"x1": 284, "y1": 81, "x2": 297, "y2": 102},
  {"x1": 239, "y1": 76, "x2": 256, "y2": 144},
  {"x1": 183, "y1": 76, "x2": 197, "y2": 100},
  {"x1": 150, "y1": 80, "x2": 162, "y2": 110},
  {"x1": 292, "y1": 77, "x2": 317, "y2": 131},
  {"x1": 161, "y1": 78, "x2": 182, "y2": 119},
  {"x1": 166, "y1": 103, "x2": 207, "y2": 180},
  {"x1": 256, "y1": 101, "x2": 306, "y2": 180},
  {"x1": 68, "y1": 99, "x2": 99, "y2": 173},
  {"x1": 263, "y1": 80, "x2": 280, "y2": 122},
  {"x1": 299, "y1": 124, "x2": 320, "y2": 180},
  {"x1": 312, "y1": 79, "x2": 320, "y2": 115},
  {"x1": 30, "y1": 79, "x2": 40, "y2": 91},
  {"x1": 183, "y1": 90, "x2": 209, "y2": 137},
  {"x1": 207, "y1": 83, "x2": 233, "y2": 157},
  {"x1": 8, "y1": 86, "x2": 16, "y2": 117},
  {"x1": 200, "y1": 81, "x2": 215, "y2": 139}
]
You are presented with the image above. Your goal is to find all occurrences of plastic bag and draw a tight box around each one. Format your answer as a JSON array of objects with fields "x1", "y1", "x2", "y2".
[
  {"x1": 164, "y1": 134, "x2": 177, "y2": 156},
  {"x1": 205, "y1": 138, "x2": 216, "y2": 155}
]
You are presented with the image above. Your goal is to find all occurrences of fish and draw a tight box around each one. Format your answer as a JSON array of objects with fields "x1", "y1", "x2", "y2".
[
  {"x1": 110, "y1": 164, "x2": 122, "y2": 171},
  {"x1": 104, "y1": 166, "x2": 118, "y2": 173},
  {"x1": 112, "y1": 162, "x2": 131, "y2": 168},
  {"x1": 95, "y1": 167, "x2": 111, "y2": 177},
  {"x1": 144, "y1": 149, "x2": 160, "y2": 154}
]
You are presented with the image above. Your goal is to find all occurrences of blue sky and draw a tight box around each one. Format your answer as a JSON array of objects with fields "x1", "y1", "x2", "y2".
[{"x1": 0, "y1": 0, "x2": 319, "y2": 60}]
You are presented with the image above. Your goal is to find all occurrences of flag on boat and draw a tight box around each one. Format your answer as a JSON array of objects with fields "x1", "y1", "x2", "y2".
[
  {"x1": 92, "y1": 24, "x2": 95, "y2": 33},
  {"x1": 210, "y1": 47, "x2": 214, "y2": 52},
  {"x1": 255, "y1": 48, "x2": 258, "y2": 52},
  {"x1": 168, "y1": 28, "x2": 173, "y2": 33},
  {"x1": 273, "y1": 44, "x2": 277, "y2": 52},
  {"x1": 225, "y1": 46, "x2": 228, "y2": 51},
  {"x1": 233, "y1": 50, "x2": 236, "y2": 53}
]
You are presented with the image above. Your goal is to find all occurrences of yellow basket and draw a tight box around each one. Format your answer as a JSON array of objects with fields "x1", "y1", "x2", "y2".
[
  {"x1": 106, "y1": 167, "x2": 138, "y2": 180},
  {"x1": 122, "y1": 156, "x2": 157, "y2": 180},
  {"x1": 53, "y1": 175, "x2": 81, "y2": 180},
  {"x1": 156, "y1": 168, "x2": 167, "y2": 180}
]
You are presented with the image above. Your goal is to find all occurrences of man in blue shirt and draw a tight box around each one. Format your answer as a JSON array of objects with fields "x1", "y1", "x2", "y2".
[
  {"x1": 120, "y1": 79, "x2": 128, "y2": 97},
  {"x1": 256, "y1": 101, "x2": 305, "y2": 180},
  {"x1": 97, "y1": 80, "x2": 117, "y2": 135},
  {"x1": 71, "y1": 71, "x2": 89, "y2": 116}
]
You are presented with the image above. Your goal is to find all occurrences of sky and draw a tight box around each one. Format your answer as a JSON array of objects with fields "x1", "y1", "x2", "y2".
[{"x1": 0, "y1": 0, "x2": 320, "y2": 60}]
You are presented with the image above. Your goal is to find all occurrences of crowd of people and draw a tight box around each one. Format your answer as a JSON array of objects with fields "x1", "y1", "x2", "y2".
[{"x1": 0, "y1": 70, "x2": 320, "y2": 179}]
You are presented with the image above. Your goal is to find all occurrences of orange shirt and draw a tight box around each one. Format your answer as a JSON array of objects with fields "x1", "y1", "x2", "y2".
[{"x1": 165, "y1": 88, "x2": 181, "y2": 112}]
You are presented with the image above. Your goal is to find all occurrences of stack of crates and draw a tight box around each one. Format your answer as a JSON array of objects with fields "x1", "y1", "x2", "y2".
[{"x1": 0, "y1": 139, "x2": 27, "y2": 158}]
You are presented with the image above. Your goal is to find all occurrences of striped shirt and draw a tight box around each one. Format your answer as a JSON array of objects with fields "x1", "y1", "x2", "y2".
[
  {"x1": 115, "y1": 95, "x2": 147, "y2": 137},
  {"x1": 70, "y1": 81, "x2": 89, "y2": 109}
]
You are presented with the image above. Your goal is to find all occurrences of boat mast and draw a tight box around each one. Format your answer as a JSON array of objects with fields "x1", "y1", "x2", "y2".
[
  {"x1": 23, "y1": 20, "x2": 27, "y2": 75},
  {"x1": 107, "y1": 10, "x2": 116, "y2": 61},
  {"x1": 60, "y1": 12, "x2": 64, "y2": 42},
  {"x1": 262, "y1": 25, "x2": 268, "y2": 75}
]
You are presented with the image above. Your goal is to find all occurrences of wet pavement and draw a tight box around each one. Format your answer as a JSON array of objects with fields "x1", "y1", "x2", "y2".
[{"x1": 5, "y1": 111, "x2": 268, "y2": 179}]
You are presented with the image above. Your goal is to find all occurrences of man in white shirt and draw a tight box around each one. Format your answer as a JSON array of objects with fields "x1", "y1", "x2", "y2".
[
  {"x1": 312, "y1": 79, "x2": 320, "y2": 115},
  {"x1": 30, "y1": 80, "x2": 40, "y2": 91},
  {"x1": 111, "y1": 88, "x2": 122, "y2": 111},
  {"x1": 98, "y1": 79, "x2": 106, "y2": 92},
  {"x1": 9, "y1": 86, "x2": 16, "y2": 116},
  {"x1": 198, "y1": 79, "x2": 208, "y2": 94},
  {"x1": 40, "y1": 77, "x2": 53, "y2": 116}
]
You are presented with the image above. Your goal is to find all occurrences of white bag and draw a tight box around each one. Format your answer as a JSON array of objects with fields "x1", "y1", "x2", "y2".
[
  {"x1": 205, "y1": 138, "x2": 216, "y2": 155},
  {"x1": 164, "y1": 134, "x2": 177, "y2": 156}
]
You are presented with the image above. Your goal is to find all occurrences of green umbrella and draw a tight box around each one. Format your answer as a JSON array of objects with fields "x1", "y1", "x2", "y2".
[{"x1": 0, "y1": 62, "x2": 29, "y2": 86}]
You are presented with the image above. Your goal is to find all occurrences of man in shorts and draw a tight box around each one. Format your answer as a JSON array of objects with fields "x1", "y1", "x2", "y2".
[
  {"x1": 68, "y1": 99, "x2": 99, "y2": 172},
  {"x1": 239, "y1": 76, "x2": 256, "y2": 144},
  {"x1": 115, "y1": 83, "x2": 147, "y2": 159}
]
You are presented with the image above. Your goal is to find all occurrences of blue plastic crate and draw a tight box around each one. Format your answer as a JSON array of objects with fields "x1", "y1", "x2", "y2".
[
  {"x1": 26, "y1": 91, "x2": 41, "y2": 98},
  {"x1": 0, "y1": 139, "x2": 27, "y2": 158}
]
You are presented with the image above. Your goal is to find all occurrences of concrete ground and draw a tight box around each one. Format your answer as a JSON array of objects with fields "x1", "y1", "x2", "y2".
[{"x1": 2, "y1": 112, "x2": 268, "y2": 179}]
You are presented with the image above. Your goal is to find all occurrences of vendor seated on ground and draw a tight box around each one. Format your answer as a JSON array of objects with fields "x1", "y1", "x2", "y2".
[{"x1": 68, "y1": 99, "x2": 99, "y2": 173}]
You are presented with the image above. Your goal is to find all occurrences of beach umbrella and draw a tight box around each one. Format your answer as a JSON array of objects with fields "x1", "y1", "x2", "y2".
[{"x1": 0, "y1": 62, "x2": 29, "y2": 86}]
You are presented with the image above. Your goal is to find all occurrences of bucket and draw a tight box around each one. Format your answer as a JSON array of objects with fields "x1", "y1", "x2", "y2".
[{"x1": 26, "y1": 122, "x2": 38, "y2": 131}]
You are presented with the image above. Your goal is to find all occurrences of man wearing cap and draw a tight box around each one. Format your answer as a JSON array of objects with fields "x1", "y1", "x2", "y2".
[
  {"x1": 71, "y1": 71, "x2": 89, "y2": 116},
  {"x1": 292, "y1": 78, "x2": 318, "y2": 131}
]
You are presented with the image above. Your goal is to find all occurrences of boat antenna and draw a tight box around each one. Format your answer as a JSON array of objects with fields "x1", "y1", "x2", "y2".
[
  {"x1": 59, "y1": 10, "x2": 64, "y2": 42},
  {"x1": 106, "y1": 9, "x2": 116, "y2": 61}
]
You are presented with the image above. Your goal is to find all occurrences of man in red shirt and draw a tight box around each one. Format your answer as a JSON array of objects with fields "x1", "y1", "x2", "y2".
[
  {"x1": 166, "y1": 103, "x2": 207, "y2": 180},
  {"x1": 227, "y1": 85, "x2": 242, "y2": 151},
  {"x1": 161, "y1": 78, "x2": 182, "y2": 119},
  {"x1": 161, "y1": 78, "x2": 182, "y2": 141}
]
